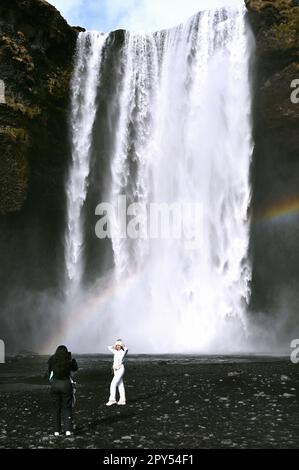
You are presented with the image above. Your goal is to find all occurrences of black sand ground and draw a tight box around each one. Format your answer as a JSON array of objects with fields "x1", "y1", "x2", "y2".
[{"x1": 0, "y1": 355, "x2": 298, "y2": 449}]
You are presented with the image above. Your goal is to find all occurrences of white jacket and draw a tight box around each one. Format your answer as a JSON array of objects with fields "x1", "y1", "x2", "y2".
[{"x1": 108, "y1": 345, "x2": 128, "y2": 370}]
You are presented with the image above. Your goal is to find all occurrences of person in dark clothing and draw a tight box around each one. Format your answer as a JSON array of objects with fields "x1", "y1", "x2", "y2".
[{"x1": 48, "y1": 345, "x2": 78, "y2": 436}]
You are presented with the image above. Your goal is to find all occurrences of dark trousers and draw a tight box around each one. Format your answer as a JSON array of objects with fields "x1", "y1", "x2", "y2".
[{"x1": 51, "y1": 379, "x2": 73, "y2": 433}]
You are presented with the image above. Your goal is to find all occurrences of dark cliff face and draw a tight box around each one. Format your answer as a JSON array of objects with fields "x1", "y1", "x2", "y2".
[
  {"x1": 246, "y1": 0, "x2": 299, "y2": 325},
  {"x1": 0, "y1": 0, "x2": 78, "y2": 215},
  {"x1": 0, "y1": 0, "x2": 78, "y2": 349},
  {"x1": 0, "y1": 0, "x2": 77, "y2": 272}
]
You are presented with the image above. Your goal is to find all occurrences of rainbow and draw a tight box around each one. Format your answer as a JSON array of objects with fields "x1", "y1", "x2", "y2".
[
  {"x1": 44, "y1": 269, "x2": 142, "y2": 354},
  {"x1": 254, "y1": 196, "x2": 299, "y2": 225}
]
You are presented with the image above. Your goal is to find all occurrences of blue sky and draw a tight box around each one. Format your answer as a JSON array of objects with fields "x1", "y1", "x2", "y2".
[{"x1": 48, "y1": 0, "x2": 242, "y2": 32}]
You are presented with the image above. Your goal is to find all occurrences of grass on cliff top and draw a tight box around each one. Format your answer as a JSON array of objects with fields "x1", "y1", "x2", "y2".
[{"x1": 248, "y1": 0, "x2": 299, "y2": 51}]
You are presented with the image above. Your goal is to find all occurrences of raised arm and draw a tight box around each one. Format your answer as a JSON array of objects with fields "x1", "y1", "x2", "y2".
[{"x1": 108, "y1": 345, "x2": 115, "y2": 353}]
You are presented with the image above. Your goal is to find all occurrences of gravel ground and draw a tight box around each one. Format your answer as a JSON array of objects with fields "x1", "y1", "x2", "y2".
[{"x1": 0, "y1": 355, "x2": 298, "y2": 449}]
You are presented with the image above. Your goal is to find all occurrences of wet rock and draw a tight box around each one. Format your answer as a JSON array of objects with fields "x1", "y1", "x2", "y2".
[
  {"x1": 280, "y1": 375, "x2": 291, "y2": 382},
  {"x1": 221, "y1": 439, "x2": 232, "y2": 445}
]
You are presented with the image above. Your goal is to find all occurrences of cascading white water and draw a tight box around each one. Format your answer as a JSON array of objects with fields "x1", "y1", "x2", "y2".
[
  {"x1": 62, "y1": 5, "x2": 254, "y2": 353},
  {"x1": 106, "y1": 6, "x2": 254, "y2": 352},
  {"x1": 65, "y1": 32, "x2": 107, "y2": 291},
  {"x1": 109, "y1": 33, "x2": 160, "y2": 278}
]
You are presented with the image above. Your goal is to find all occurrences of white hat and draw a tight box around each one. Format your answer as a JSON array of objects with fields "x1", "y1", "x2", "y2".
[{"x1": 114, "y1": 339, "x2": 124, "y2": 348}]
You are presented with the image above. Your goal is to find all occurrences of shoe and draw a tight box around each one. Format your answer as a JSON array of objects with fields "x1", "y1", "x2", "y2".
[
  {"x1": 54, "y1": 432, "x2": 60, "y2": 437},
  {"x1": 65, "y1": 431, "x2": 72, "y2": 437},
  {"x1": 106, "y1": 400, "x2": 117, "y2": 406},
  {"x1": 117, "y1": 400, "x2": 126, "y2": 406}
]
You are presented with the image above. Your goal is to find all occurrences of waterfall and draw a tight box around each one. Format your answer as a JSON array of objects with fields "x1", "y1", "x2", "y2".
[
  {"x1": 107, "y1": 6, "x2": 253, "y2": 352},
  {"x1": 65, "y1": 32, "x2": 107, "y2": 291},
  {"x1": 64, "y1": 6, "x2": 254, "y2": 353},
  {"x1": 109, "y1": 33, "x2": 160, "y2": 278}
]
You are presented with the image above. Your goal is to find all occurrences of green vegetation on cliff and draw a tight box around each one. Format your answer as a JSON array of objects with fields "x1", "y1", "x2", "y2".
[{"x1": 0, "y1": 0, "x2": 77, "y2": 215}]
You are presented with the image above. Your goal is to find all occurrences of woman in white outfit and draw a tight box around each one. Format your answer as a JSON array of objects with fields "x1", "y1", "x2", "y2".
[{"x1": 106, "y1": 339, "x2": 128, "y2": 406}]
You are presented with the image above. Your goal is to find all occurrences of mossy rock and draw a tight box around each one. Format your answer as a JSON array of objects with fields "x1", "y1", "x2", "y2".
[
  {"x1": 0, "y1": 126, "x2": 29, "y2": 142},
  {"x1": 5, "y1": 96, "x2": 41, "y2": 119},
  {"x1": 46, "y1": 67, "x2": 73, "y2": 101},
  {"x1": 247, "y1": 0, "x2": 299, "y2": 55},
  {"x1": 0, "y1": 128, "x2": 29, "y2": 214},
  {"x1": 0, "y1": 35, "x2": 34, "y2": 72}
]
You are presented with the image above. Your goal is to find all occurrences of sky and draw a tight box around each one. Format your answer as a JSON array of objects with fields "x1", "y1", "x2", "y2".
[{"x1": 47, "y1": 0, "x2": 243, "y2": 32}]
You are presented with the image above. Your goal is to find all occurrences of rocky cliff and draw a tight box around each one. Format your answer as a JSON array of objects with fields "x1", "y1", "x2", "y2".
[
  {"x1": 0, "y1": 0, "x2": 78, "y2": 215},
  {"x1": 0, "y1": 0, "x2": 79, "y2": 304},
  {"x1": 246, "y1": 0, "x2": 299, "y2": 316}
]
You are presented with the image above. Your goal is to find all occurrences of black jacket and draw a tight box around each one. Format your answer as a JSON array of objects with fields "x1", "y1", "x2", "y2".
[{"x1": 48, "y1": 355, "x2": 78, "y2": 380}]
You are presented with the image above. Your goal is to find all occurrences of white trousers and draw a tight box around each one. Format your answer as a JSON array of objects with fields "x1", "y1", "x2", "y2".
[{"x1": 109, "y1": 365, "x2": 126, "y2": 402}]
